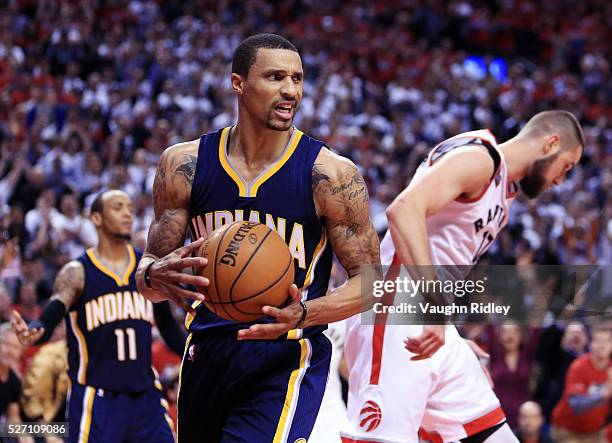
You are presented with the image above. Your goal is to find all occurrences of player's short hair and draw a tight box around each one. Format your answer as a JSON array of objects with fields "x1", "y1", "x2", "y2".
[
  {"x1": 232, "y1": 33, "x2": 298, "y2": 78},
  {"x1": 521, "y1": 110, "x2": 585, "y2": 154},
  {"x1": 90, "y1": 190, "x2": 109, "y2": 216}
]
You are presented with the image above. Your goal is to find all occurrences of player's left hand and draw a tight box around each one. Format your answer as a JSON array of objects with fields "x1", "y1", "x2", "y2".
[
  {"x1": 404, "y1": 324, "x2": 445, "y2": 360},
  {"x1": 237, "y1": 284, "x2": 302, "y2": 340}
]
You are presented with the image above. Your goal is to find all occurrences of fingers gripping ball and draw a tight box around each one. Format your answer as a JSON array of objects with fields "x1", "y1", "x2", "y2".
[{"x1": 195, "y1": 221, "x2": 295, "y2": 323}]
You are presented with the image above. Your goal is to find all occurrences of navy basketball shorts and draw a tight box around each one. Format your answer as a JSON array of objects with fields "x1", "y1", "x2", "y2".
[
  {"x1": 177, "y1": 333, "x2": 332, "y2": 443},
  {"x1": 67, "y1": 382, "x2": 175, "y2": 443}
]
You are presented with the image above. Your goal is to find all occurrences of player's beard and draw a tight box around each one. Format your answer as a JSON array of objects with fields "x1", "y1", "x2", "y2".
[
  {"x1": 109, "y1": 229, "x2": 132, "y2": 242},
  {"x1": 519, "y1": 152, "x2": 558, "y2": 199}
]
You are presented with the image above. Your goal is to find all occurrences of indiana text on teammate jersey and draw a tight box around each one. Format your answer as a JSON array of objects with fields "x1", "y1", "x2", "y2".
[
  {"x1": 135, "y1": 33, "x2": 380, "y2": 442},
  {"x1": 11, "y1": 189, "x2": 184, "y2": 443}
]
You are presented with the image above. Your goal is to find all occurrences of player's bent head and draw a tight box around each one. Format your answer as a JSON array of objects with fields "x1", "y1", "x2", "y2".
[
  {"x1": 518, "y1": 110, "x2": 584, "y2": 198},
  {"x1": 90, "y1": 189, "x2": 133, "y2": 240}
]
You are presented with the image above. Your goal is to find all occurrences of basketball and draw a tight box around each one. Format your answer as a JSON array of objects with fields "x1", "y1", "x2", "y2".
[{"x1": 195, "y1": 221, "x2": 295, "y2": 322}]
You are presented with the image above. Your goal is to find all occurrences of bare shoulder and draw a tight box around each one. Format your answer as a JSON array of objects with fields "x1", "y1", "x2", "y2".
[
  {"x1": 423, "y1": 146, "x2": 496, "y2": 194},
  {"x1": 52, "y1": 260, "x2": 84, "y2": 306}
]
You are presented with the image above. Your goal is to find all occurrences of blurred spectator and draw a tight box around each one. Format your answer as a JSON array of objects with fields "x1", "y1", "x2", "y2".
[
  {"x1": 534, "y1": 321, "x2": 588, "y2": 420},
  {"x1": 13, "y1": 281, "x2": 41, "y2": 323},
  {"x1": 160, "y1": 364, "x2": 180, "y2": 432},
  {"x1": 0, "y1": 323, "x2": 22, "y2": 423},
  {"x1": 515, "y1": 401, "x2": 554, "y2": 443},
  {"x1": 551, "y1": 325, "x2": 612, "y2": 442},
  {"x1": 0, "y1": 282, "x2": 11, "y2": 322},
  {"x1": 489, "y1": 321, "x2": 540, "y2": 429},
  {"x1": 20, "y1": 338, "x2": 68, "y2": 423}
]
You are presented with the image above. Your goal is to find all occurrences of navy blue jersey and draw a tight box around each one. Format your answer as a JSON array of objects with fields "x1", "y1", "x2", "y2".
[
  {"x1": 186, "y1": 126, "x2": 333, "y2": 339},
  {"x1": 67, "y1": 245, "x2": 155, "y2": 392}
]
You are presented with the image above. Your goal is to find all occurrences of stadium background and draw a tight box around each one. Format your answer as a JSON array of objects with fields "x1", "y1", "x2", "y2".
[{"x1": 0, "y1": 0, "x2": 609, "y2": 441}]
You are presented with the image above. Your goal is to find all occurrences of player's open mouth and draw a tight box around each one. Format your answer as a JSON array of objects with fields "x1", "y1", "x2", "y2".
[{"x1": 273, "y1": 104, "x2": 293, "y2": 119}]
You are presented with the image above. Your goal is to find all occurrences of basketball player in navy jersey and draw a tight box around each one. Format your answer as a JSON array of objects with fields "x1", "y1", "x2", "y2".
[
  {"x1": 136, "y1": 34, "x2": 380, "y2": 442},
  {"x1": 12, "y1": 190, "x2": 184, "y2": 443}
]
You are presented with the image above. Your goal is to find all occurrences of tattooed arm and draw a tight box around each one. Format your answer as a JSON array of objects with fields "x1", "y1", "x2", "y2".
[
  {"x1": 135, "y1": 141, "x2": 208, "y2": 310},
  {"x1": 12, "y1": 261, "x2": 84, "y2": 346},
  {"x1": 237, "y1": 148, "x2": 380, "y2": 339},
  {"x1": 302, "y1": 148, "x2": 381, "y2": 325}
]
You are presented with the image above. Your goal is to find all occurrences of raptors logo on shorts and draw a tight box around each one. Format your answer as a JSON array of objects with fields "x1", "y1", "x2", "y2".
[{"x1": 359, "y1": 400, "x2": 382, "y2": 432}]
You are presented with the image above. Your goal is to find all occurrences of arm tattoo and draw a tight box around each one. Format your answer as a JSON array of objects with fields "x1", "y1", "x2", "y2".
[
  {"x1": 53, "y1": 261, "x2": 84, "y2": 306},
  {"x1": 146, "y1": 146, "x2": 194, "y2": 258},
  {"x1": 312, "y1": 163, "x2": 331, "y2": 192},
  {"x1": 146, "y1": 208, "x2": 189, "y2": 258},
  {"x1": 175, "y1": 154, "x2": 197, "y2": 185},
  {"x1": 314, "y1": 160, "x2": 380, "y2": 277}
]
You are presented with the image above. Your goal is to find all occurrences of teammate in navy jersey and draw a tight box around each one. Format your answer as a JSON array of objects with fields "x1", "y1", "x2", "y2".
[
  {"x1": 12, "y1": 190, "x2": 184, "y2": 443},
  {"x1": 136, "y1": 34, "x2": 380, "y2": 442}
]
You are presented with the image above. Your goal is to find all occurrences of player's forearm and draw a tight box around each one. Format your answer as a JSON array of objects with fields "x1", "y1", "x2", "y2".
[
  {"x1": 303, "y1": 276, "x2": 371, "y2": 327},
  {"x1": 136, "y1": 255, "x2": 167, "y2": 302},
  {"x1": 386, "y1": 200, "x2": 435, "y2": 273}
]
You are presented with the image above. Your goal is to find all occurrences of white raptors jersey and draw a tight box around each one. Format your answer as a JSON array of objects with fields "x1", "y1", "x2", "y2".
[{"x1": 381, "y1": 130, "x2": 518, "y2": 268}]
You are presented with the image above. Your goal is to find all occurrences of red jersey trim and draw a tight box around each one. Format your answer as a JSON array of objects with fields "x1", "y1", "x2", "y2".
[
  {"x1": 370, "y1": 253, "x2": 401, "y2": 385},
  {"x1": 463, "y1": 406, "x2": 506, "y2": 436}
]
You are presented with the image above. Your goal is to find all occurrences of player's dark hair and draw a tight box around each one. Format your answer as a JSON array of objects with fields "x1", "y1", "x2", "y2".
[
  {"x1": 90, "y1": 191, "x2": 107, "y2": 215},
  {"x1": 522, "y1": 110, "x2": 585, "y2": 155},
  {"x1": 232, "y1": 33, "x2": 298, "y2": 78}
]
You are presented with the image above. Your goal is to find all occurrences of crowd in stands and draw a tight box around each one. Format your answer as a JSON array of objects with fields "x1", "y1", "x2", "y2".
[{"x1": 0, "y1": 0, "x2": 609, "y2": 441}]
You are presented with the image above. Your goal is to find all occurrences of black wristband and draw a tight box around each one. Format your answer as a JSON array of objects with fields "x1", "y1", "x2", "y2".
[
  {"x1": 31, "y1": 299, "x2": 66, "y2": 345},
  {"x1": 295, "y1": 300, "x2": 307, "y2": 329},
  {"x1": 144, "y1": 261, "x2": 155, "y2": 289}
]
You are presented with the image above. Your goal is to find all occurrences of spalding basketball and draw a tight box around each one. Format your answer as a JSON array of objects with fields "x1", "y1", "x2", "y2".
[{"x1": 195, "y1": 221, "x2": 295, "y2": 322}]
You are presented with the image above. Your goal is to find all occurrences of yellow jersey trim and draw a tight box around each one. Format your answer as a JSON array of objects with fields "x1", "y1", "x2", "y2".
[
  {"x1": 86, "y1": 245, "x2": 136, "y2": 287},
  {"x1": 249, "y1": 129, "x2": 302, "y2": 197},
  {"x1": 78, "y1": 386, "x2": 95, "y2": 443},
  {"x1": 218, "y1": 127, "x2": 248, "y2": 197},
  {"x1": 273, "y1": 338, "x2": 311, "y2": 442},
  {"x1": 218, "y1": 126, "x2": 303, "y2": 198},
  {"x1": 287, "y1": 230, "x2": 327, "y2": 340},
  {"x1": 69, "y1": 312, "x2": 88, "y2": 385},
  {"x1": 184, "y1": 300, "x2": 202, "y2": 330}
]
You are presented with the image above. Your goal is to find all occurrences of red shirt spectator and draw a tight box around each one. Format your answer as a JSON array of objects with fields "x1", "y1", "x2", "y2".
[{"x1": 552, "y1": 328, "x2": 612, "y2": 435}]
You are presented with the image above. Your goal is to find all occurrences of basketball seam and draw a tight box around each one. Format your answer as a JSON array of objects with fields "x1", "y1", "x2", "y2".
[
  {"x1": 225, "y1": 254, "x2": 294, "y2": 314},
  {"x1": 213, "y1": 221, "x2": 241, "y2": 321},
  {"x1": 204, "y1": 253, "x2": 293, "y2": 305},
  {"x1": 228, "y1": 228, "x2": 274, "y2": 303}
]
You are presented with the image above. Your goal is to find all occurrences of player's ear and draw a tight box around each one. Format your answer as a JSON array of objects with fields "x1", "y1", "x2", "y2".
[
  {"x1": 231, "y1": 73, "x2": 244, "y2": 95},
  {"x1": 543, "y1": 133, "x2": 560, "y2": 155},
  {"x1": 91, "y1": 212, "x2": 102, "y2": 228}
]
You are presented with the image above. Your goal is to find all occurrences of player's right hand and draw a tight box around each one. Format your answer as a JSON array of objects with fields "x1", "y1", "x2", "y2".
[
  {"x1": 146, "y1": 238, "x2": 209, "y2": 313},
  {"x1": 404, "y1": 324, "x2": 445, "y2": 360},
  {"x1": 11, "y1": 310, "x2": 44, "y2": 346}
]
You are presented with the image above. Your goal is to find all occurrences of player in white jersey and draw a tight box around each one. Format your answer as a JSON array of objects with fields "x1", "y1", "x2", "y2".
[{"x1": 342, "y1": 111, "x2": 584, "y2": 443}]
